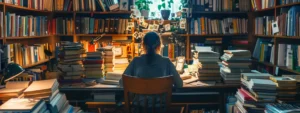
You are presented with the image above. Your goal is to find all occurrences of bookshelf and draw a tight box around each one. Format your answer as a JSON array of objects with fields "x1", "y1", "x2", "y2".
[
  {"x1": 22, "y1": 56, "x2": 55, "y2": 69},
  {"x1": 250, "y1": 1, "x2": 300, "y2": 75}
]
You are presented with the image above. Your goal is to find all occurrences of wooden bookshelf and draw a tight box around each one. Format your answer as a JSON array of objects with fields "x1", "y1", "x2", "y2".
[
  {"x1": 76, "y1": 34, "x2": 132, "y2": 37},
  {"x1": 251, "y1": 2, "x2": 300, "y2": 75},
  {"x1": 192, "y1": 11, "x2": 248, "y2": 14},
  {"x1": 22, "y1": 56, "x2": 54, "y2": 69},
  {"x1": 189, "y1": 34, "x2": 248, "y2": 37},
  {"x1": 75, "y1": 11, "x2": 133, "y2": 14}
]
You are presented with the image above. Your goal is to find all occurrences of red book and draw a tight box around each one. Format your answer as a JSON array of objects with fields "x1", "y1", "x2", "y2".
[
  {"x1": 255, "y1": 0, "x2": 262, "y2": 10},
  {"x1": 52, "y1": 19, "x2": 56, "y2": 34},
  {"x1": 88, "y1": 43, "x2": 96, "y2": 52},
  {"x1": 240, "y1": 88, "x2": 257, "y2": 101},
  {"x1": 83, "y1": 60, "x2": 104, "y2": 64},
  {"x1": 68, "y1": 0, "x2": 73, "y2": 11}
]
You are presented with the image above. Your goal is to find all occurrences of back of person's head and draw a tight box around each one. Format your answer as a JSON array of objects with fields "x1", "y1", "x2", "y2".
[{"x1": 142, "y1": 32, "x2": 162, "y2": 64}]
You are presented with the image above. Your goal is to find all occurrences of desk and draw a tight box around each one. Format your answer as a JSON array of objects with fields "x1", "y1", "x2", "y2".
[{"x1": 59, "y1": 83, "x2": 239, "y2": 113}]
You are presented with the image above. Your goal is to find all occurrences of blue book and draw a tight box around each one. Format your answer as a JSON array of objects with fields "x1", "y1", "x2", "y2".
[
  {"x1": 6, "y1": 12, "x2": 10, "y2": 37},
  {"x1": 197, "y1": 18, "x2": 201, "y2": 34},
  {"x1": 64, "y1": 0, "x2": 70, "y2": 11},
  {"x1": 190, "y1": 18, "x2": 194, "y2": 34},
  {"x1": 89, "y1": 18, "x2": 95, "y2": 34},
  {"x1": 34, "y1": 46, "x2": 38, "y2": 63},
  {"x1": 163, "y1": 44, "x2": 168, "y2": 57}
]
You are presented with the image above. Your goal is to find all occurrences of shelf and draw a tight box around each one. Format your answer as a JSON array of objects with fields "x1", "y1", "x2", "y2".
[
  {"x1": 5, "y1": 35, "x2": 52, "y2": 39},
  {"x1": 252, "y1": 60, "x2": 275, "y2": 67},
  {"x1": 278, "y1": 66, "x2": 300, "y2": 75},
  {"x1": 254, "y1": 35, "x2": 275, "y2": 38},
  {"x1": 276, "y1": 2, "x2": 300, "y2": 9},
  {"x1": 160, "y1": 34, "x2": 188, "y2": 37},
  {"x1": 192, "y1": 11, "x2": 248, "y2": 14},
  {"x1": 276, "y1": 35, "x2": 300, "y2": 39},
  {"x1": 55, "y1": 34, "x2": 74, "y2": 37},
  {"x1": 189, "y1": 34, "x2": 248, "y2": 37},
  {"x1": 53, "y1": 11, "x2": 74, "y2": 14},
  {"x1": 253, "y1": 7, "x2": 276, "y2": 12},
  {"x1": 22, "y1": 57, "x2": 54, "y2": 69},
  {"x1": 4, "y1": 3, "x2": 52, "y2": 13},
  {"x1": 76, "y1": 34, "x2": 132, "y2": 37},
  {"x1": 75, "y1": 11, "x2": 132, "y2": 14}
]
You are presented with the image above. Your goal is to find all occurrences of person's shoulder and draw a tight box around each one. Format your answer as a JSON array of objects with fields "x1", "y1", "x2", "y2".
[{"x1": 160, "y1": 56, "x2": 172, "y2": 63}]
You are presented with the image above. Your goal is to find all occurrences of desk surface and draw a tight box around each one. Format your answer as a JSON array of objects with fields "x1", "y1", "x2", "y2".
[{"x1": 59, "y1": 82, "x2": 240, "y2": 92}]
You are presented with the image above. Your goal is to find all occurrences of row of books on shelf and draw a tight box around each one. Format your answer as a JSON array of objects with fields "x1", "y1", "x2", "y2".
[
  {"x1": 190, "y1": 17, "x2": 248, "y2": 35},
  {"x1": 2, "y1": 43, "x2": 49, "y2": 67},
  {"x1": 0, "y1": 79, "x2": 83, "y2": 112},
  {"x1": 55, "y1": 0, "x2": 73, "y2": 11},
  {"x1": 251, "y1": 0, "x2": 275, "y2": 11},
  {"x1": 3, "y1": 0, "x2": 53, "y2": 11},
  {"x1": 277, "y1": 43, "x2": 300, "y2": 71},
  {"x1": 161, "y1": 43, "x2": 186, "y2": 59},
  {"x1": 73, "y1": 0, "x2": 129, "y2": 12},
  {"x1": 5, "y1": 12, "x2": 48, "y2": 37},
  {"x1": 75, "y1": 17, "x2": 131, "y2": 34},
  {"x1": 255, "y1": 6, "x2": 300, "y2": 36},
  {"x1": 280, "y1": 0, "x2": 300, "y2": 5},
  {"x1": 253, "y1": 38, "x2": 275, "y2": 64},
  {"x1": 49, "y1": 18, "x2": 74, "y2": 35},
  {"x1": 191, "y1": 0, "x2": 250, "y2": 12}
]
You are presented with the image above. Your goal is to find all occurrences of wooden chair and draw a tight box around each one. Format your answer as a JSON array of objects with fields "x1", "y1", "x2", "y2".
[{"x1": 122, "y1": 75, "x2": 173, "y2": 113}]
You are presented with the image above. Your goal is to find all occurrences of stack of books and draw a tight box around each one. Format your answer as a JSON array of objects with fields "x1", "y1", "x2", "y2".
[
  {"x1": 0, "y1": 81, "x2": 30, "y2": 103},
  {"x1": 0, "y1": 98, "x2": 48, "y2": 113},
  {"x1": 265, "y1": 103, "x2": 300, "y2": 113},
  {"x1": 114, "y1": 57, "x2": 129, "y2": 73},
  {"x1": 58, "y1": 41, "x2": 85, "y2": 81},
  {"x1": 283, "y1": 75, "x2": 300, "y2": 100},
  {"x1": 220, "y1": 50, "x2": 251, "y2": 84},
  {"x1": 197, "y1": 50, "x2": 221, "y2": 82},
  {"x1": 235, "y1": 73, "x2": 276, "y2": 113},
  {"x1": 23, "y1": 79, "x2": 59, "y2": 101},
  {"x1": 99, "y1": 46, "x2": 115, "y2": 72},
  {"x1": 83, "y1": 51, "x2": 104, "y2": 81},
  {"x1": 102, "y1": 72, "x2": 122, "y2": 85},
  {"x1": 271, "y1": 76, "x2": 298, "y2": 100}
]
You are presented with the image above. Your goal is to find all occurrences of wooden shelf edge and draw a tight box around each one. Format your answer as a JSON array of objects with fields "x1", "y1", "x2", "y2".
[
  {"x1": 76, "y1": 34, "x2": 132, "y2": 37},
  {"x1": 74, "y1": 11, "x2": 133, "y2": 14},
  {"x1": 22, "y1": 57, "x2": 54, "y2": 69},
  {"x1": 252, "y1": 60, "x2": 275, "y2": 67},
  {"x1": 192, "y1": 11, "x2": 248, "y2": 14},
  {"x1": 55, "y1": 34, "x2": 74, "y2": 37},
  {"x1": 4, "y1": 3, "x2": 52, "y2": 13},
  {"x1": 276, "y1": 2, "x2": 300, "y2": 9},
  {"x1": 278, "y1": 66, "x2": 300, "y2": 75},
  {"x1": 189, "y1": 34, "x2": 248, "y2": 37},
  {"x1": 6, "y1": 35, "x2": 52, "y2": 39}
]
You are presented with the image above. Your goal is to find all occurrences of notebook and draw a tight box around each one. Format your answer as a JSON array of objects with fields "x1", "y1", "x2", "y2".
[
  {"x1": 0, "y1": 98, "x2": 44, "y2": 112},
  {"x1": 0, "y1": 81, "x2": 30, "y2": 97}
]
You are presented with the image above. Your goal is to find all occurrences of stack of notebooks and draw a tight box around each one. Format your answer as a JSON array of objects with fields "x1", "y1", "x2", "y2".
[
  {"x1": 265, "y1": 103, "x2": 300, "y2": 113},
  {"x1": 270, "y1": 77, "x2": 297, "y2": 101},
  {"x1": 197, "y1": 49, "x2": 221, "y2": 82},
  {"x1": 83, "y1": 50, "x2": 104, "y2": 81},
  {"x1": 0, "y1": 98, "x2": 48, "y2": 113},
  {"x1": 58, "y1": 41, "x2": 85, "y2": 81},
  {"x1": 99, "y1": 46, "x2": 115, "y2": 72},
  {"x1": 0, "y1": 81, "x2": 30, "y2": 103},
  {"x1": 220, "y1": 50, "x2": 251, "y2": 84},
  {"x1": 235, "y1": 73, "x2": 276, "y2": 113}
]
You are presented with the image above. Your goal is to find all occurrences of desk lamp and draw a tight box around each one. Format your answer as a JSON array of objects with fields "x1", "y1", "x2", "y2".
[{"x1": 1, "y1": 63, "x2": 24, "y2": 84}]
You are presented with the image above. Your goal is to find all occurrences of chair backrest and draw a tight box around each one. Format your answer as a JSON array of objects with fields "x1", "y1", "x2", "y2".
[{"x1": 122, "y1": 75, "x2": 173, "y2": 113}]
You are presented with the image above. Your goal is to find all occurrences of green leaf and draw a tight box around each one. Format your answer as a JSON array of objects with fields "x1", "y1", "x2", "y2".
[
  {"x1": 162, "y1": 0, "x2": 165, "y2": 2},
  {"x1": 162, "y1": 3, "x2": 166, "y2": 8},
  {"x1": 158, "y1": 5, "x2": 162, "y2": 10},
  {"x1": 169, "y1": 0, "x2": 174, "y2": 3}
]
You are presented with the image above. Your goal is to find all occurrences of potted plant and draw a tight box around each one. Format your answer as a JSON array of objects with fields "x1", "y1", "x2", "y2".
[
  {"x1": 158, "y1": 0, "x2": 173, "y2": 20},
  {"x1": 135, "y1": 0, "x2": 153, "y2": 19}
]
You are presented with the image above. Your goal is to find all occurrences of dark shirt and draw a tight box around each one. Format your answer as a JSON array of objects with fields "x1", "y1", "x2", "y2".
[{"x1": 120, "y1": 54, "x2": 183, "y2": 88}]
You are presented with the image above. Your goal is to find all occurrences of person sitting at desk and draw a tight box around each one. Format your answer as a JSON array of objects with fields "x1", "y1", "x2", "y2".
[{"x1": 119, "y1": 31, "x2": 183, "y2": 112}]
